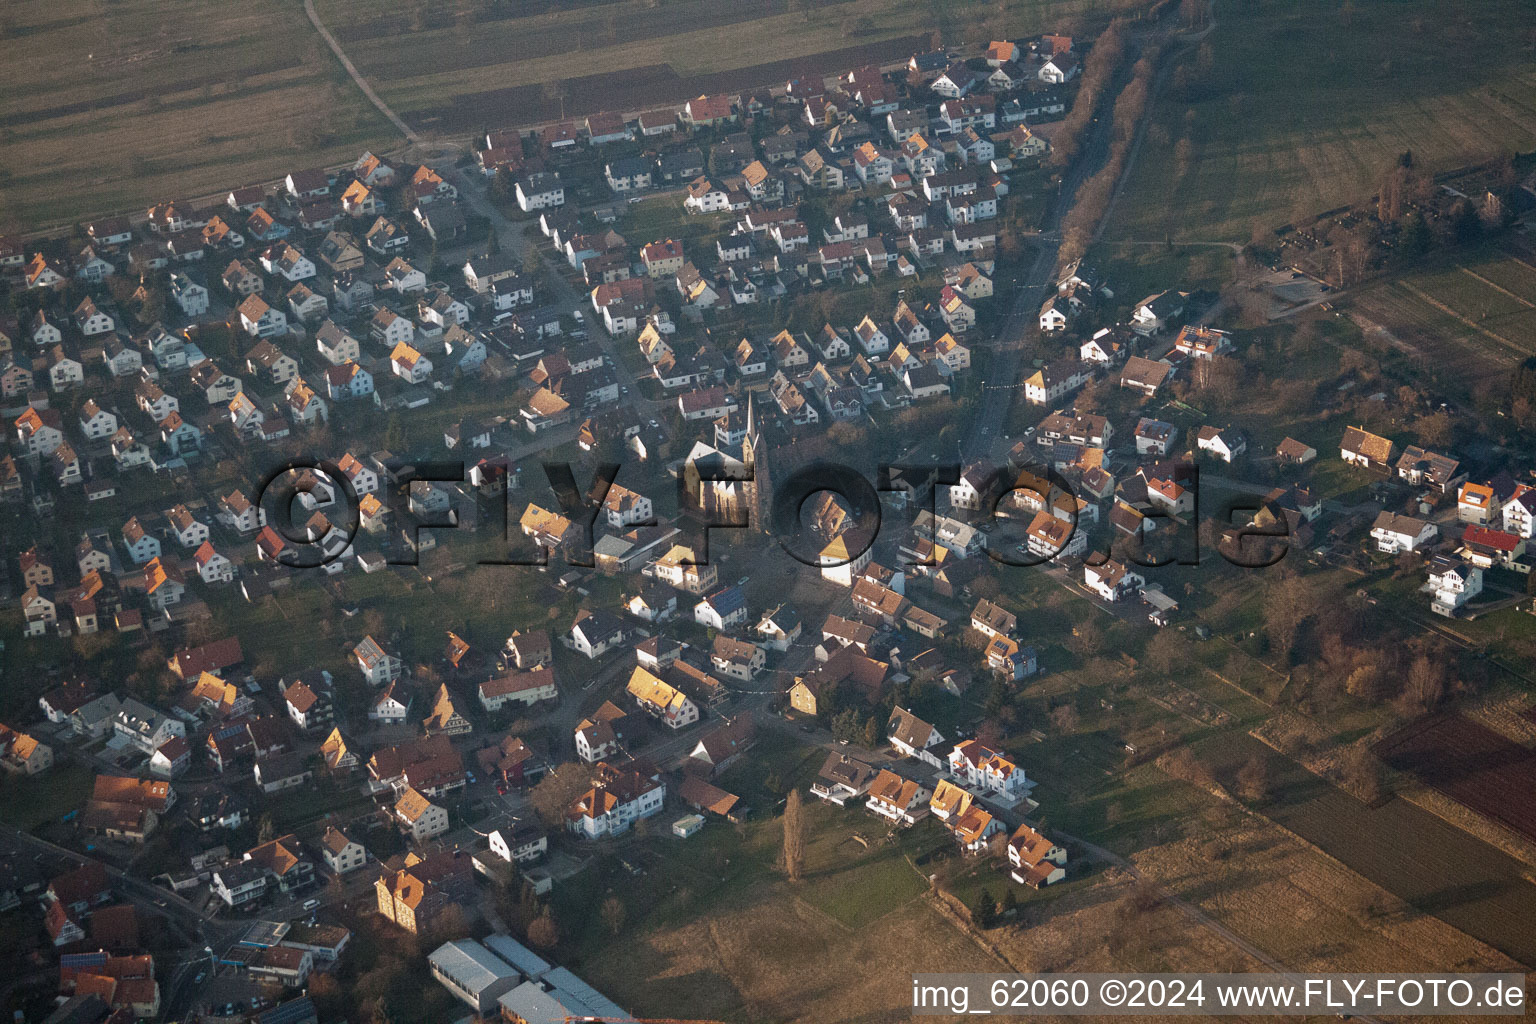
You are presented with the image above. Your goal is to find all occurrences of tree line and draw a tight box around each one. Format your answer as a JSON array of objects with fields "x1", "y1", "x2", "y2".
[
  {"x1": 1047, "y1": 20, "x2": 1131, "y2": 172},
  {"x1": 1057, "y1": 41, "x2": 1165, "y2": 268}
]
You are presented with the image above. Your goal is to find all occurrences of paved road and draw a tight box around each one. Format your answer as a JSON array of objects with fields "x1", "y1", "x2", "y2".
[
  {"x1": 960, "y1": 239, "x2": 1060, "y2": 457},
  {"x1": 0, "y1": 823, "x2": 244, "y2": 1019},
  {"x1": 959, "y1": 25, "x2": 1168, "y2": 460},
  {"x1": 452, "y1": 170, "x2": 661, "y2": 430}
]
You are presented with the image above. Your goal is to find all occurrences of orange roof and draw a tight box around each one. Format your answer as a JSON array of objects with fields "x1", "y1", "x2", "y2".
[{"x1": 1459, "y1": 481, "x2": 1495, "y2": 507}]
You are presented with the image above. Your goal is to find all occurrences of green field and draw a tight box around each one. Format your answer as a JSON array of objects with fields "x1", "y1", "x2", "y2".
[
  {"x1": 0, "y1": 0, "x2": 393, "y2": 227},
  {"x1": 1106, "y1": 0, "x2": 1536, "y2": 244}
]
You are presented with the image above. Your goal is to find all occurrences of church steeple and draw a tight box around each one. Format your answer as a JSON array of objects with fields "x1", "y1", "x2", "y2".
[{"x1": 743, "y1": 391, "x2": 771, "y2": 533}]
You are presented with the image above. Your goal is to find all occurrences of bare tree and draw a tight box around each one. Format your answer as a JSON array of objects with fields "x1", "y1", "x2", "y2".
[
  {"x1": 1071, "y1": 616, "x2": 1105, "y2": 656},
  {"x1": 1415, "y1": 411, "x2": 1455, "y2": 448},
  {"x1": 1148, "y1": 632, "x2": 1179, "y2": 681},
  {"x1": 527, "y1": 908, "x2": 561, "y2": 949},
  {"x1": 528, "y1": 763, "x2": 591, "y2": 826},
  {"x1": 1159, "y1": 748, "x2": 1216, "y2": 791},
  {"x1": 782, "y1": 788, "x2": 806, "y2": 881},
  {"x1": 1339, "y1": 746, "x2": 1384, "y2": 804},
  {"x1": 1236, "y1": 754, "x2": 1270, "y2": 802},
  {"x1": 1263, "y1": 575, "x2": 1310, "y2": 661},
  {"x1": 1346, "y1": 661, "x2": 1386, "y2": 702},
  {"x1": 1397, "y1": 654, "x2": 1446, "y2": 715},
  {"x1": 600, "y1": 896, "x2": 626, "y2": 936}
]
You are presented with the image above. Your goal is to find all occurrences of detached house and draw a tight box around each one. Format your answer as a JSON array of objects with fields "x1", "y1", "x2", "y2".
[
  {"x1": 570, "y1": 609, "x2": 626, "y2": 659},
  {"x1": 365, "y1": 216, "x2": 410, "y2": 255},
  {"x1": 1084, "y1": 559, "x2": 1145, "y2": 602},
  {"x1": 567, "y1": 763, "x2": 666, "y2": 839},
  {"x1": 479, "y1": 668, "x2": 557, "y2": 712},
  {"x1": 1427, "y1": 554, "x2": 1483, "y2": 617},
  {"x1": 395, "y1": 788, "x2": 449, "y2": 841},
  {"x1": 1195, "y1": 424, "x2": 1247, "y2": 463},
  {"x1": 245, "y1": 340, "x2": 299, "y2": 387},
  {"x1": 887, "y1": 707, "x2": 945, "y2": 763},
  {"x1": 1457, "y1": 480, "x2": 1501, "y2": 525},
  {"x1": 1340, "y1": 425, "x2": 1394, "y2": 470},
  {"x1": 370, "y1": 683, "x2": 411, "y2": 724},
  {"x1": 516, "y1": 173, "x2": 565, "y2": 213},
  {"x1": 1395, "y1": 446, "x2": 1465, "y2": 494},
  {"x1": 1370, "y1": 511, "x2": 1438, "y2": 554},
  {"x1": 948, "y1": 739, "x2": 1029, "y2": 800},
  {"x1": 170, "y1": 273, "x2": 209, "y2": 316},
  {"x1": 1009, "y1": 823, "x2": 1067, "y2": 887},
  {"x1": 218, "y1": 489, "x2": 265, "y2": 534},
  {"x1": 1505, "y1": 485, "x2": 1536, "y2": 539},
  {"x1": 865, "y1": 769, "x2": 931, "y2": 827},
  {"x1": 77, "y1": 400, "x2": 118, "y2": 441},
  {"x1": 122, "y1": 517, "x2": 161, "y2": 565},
  {"x1": 353, "y1": 635, "x2": 402, "y2": 685},
  {"x1": 325, "y1": 361, "x2": 374, "y2": 401},
  {"x1": 237, "y1": 295, "x2": 287, "y2": 338},
  {"x1": 626, "y1": 666, "x2": 700, "y2": 728},
  {"x1": 372, "y1": 307, "x2": 415, "y2": 348},
  {"x1": 390, "y1": 342, "x2": 433, "y2": 384}
]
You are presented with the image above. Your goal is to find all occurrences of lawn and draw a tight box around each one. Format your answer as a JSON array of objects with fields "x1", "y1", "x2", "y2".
[
  {"x1": 796, "y1": 812, "x2": 932, "y2": 928},
  {"x1": 0, "y1": 758, "x2": 94, "y2": 832},
  {"x1": 1105, "y1": 0, "x2": 1536, "y2": 244},
  {"x1": 0, "y1": 0, "x2": 393, "y2": 227}
]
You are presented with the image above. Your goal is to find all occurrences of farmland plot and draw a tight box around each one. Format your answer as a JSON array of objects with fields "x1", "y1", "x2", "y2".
[
  {"x1": 1197, "y1": 732, "x2": 1536, "y2": 968},
  {"x1": 1106, "y1": 0, "x2": 1536, "y2": 244},
  {"x1": 1376, "y1": 714, "x2": 1536, "y2": 847},
  {"x1": 0, "y1": 0, "x2": 391, "y2": 227}
]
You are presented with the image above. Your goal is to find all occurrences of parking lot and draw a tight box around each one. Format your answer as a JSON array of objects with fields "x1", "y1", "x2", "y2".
[{"x1": 196, "y1": 966, "x2": 284, "y2": 1020}]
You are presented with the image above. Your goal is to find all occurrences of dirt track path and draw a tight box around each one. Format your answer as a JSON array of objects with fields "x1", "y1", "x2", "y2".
[{"x1": 305, "y1": 0, "x2": 420, "y2": 145}]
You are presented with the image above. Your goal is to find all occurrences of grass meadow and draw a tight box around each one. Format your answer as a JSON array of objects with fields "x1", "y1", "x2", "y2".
[{"x1": 1106, "y1": 0, "x2": 1536, "y2": 244}]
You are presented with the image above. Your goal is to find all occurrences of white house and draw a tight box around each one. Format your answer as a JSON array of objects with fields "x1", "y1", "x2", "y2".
[
  {"x1": 1504, "y1": 486, "x2": 1536, "y2": 539},
  {"x1": 315, "y1": 321, "x2": 361, "y2": 364},
  {"x1": 694, "y1": 585, "x2": 748, "y2": 630},
  {"x1": 1195, "y1": 424, "x2": 1247, "y2": 463},
  {"x1": 1426, "y1": 555, "x2": 1483, "y2": 616},
  {"x1": 1083, "y1": 559, "x2": 1145, "y2": 602},
  {"x1": 947, "y1": 740, "x2": 1029, "y2": 800},
  {"x1": 478, "y1": 668, "x2": 557, "y2": 712},
  {"x1": 390, "y1": 343, "x2": 433, "y2": 384},
  {"x1": 77, "y1": 400, "x2": 118, "y2": 441},
  {"x1": 369, "y1": 683, "x2": 411, "y2": 724},
  {"x1": 626, "y1": 666, "x2": 699, "y2": 729},
  {"x1": 170, "y1": 273, "x2": 209, "y2": 316},
  {"x1": 353, "y1": 636, "x2": 401, "y2": 685},
  {"x1": 237, "y1": 295, "x2": 288, "y2": 338},
  {"x1": 1370, "y1": 511, "x2": 1438, "y2": 554},
  {"x1": 1008, "y1": 823, "x2": 1067, "y2": 887},
  {"x1": 325, "y1": 362, "x2": 374, "y2": 401},
  {"x1": 567, "y1": 764, "x2": 665, "y2": 839},
  {"x1": 516, "y1": 174, "x2": 565, "y2": 212},
  {"x1": 319, "y1": 827, "x2": 367, "y2": 874}
]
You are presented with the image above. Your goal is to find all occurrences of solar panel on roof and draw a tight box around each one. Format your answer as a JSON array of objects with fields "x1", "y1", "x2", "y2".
[
  {"x1": 60, "y1": 951, "x2": 108, "y2": 970},
  {"x1": 258, "y1": 996, "x2": 317, "y2": 1024}
]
